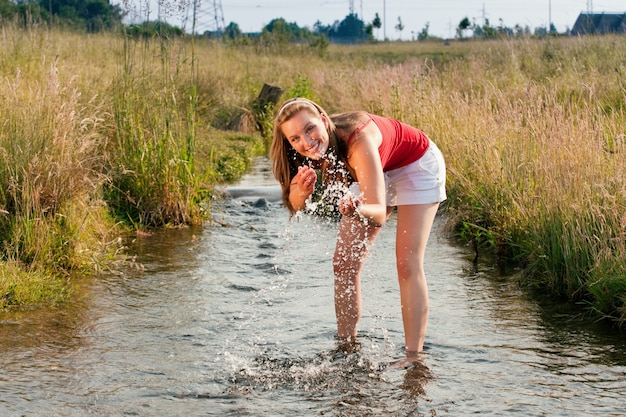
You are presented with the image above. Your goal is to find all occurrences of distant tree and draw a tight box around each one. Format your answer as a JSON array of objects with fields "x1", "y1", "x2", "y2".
[
  {"x1": 254, "y1": 13, "x2": 371, "y2": 45},
  {"x1": 223, "y1": 21, "x2": 242, "y2": 39},
  {"x1": 394, "y1": 16, "x2": 404, "y2": 40},
  {"x1": 0, "y1": 0, "x2": 16, "y2": 17},
  {"x1": 475, "y1": 18, "x2": 496, "y2": 39},
  {"x1": 534, "y1": 26, "x2": 548, "y2": 37},
  {"x1": 372, "y1": 12, "x2": 381, "y2": 38},
  {"x1": 335, "y1": 13, "x2": 360, "y2": 38},
  {"x1": 457, "y1": 17, "x2": 471, "y2": 39},
  {"x1": 417, "y1": 22, "x2": 430, "y2": 41},
  {"x1": 331, "y1": 13, "x2": 371, "y2": 43},
  {"x1": 485, "y1": 23, "x2": 497, "y2": 38},
  {"x1": 365, "y1": 22, "x2": 374, "y2": 39},
  {"x1": 496, "y1": 18, "x2": 514, "y2": 37},
  {"x1": 0, "y1": 1, "x2": 48, "y2": 27},
  {"x1": 36, "y1": 0, "x2": 124, "y2": 31},
  {"x1": 313, "y1": 19, "x2": 325, "y2": 33},
  {"x1": 264, "y1": 17, "x2": 309, "y2": 42}
]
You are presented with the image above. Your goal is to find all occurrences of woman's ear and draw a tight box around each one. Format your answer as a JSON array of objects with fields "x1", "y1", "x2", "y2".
[{"x1": 321, "y1": 112, "x2": 329, "y2": 130}]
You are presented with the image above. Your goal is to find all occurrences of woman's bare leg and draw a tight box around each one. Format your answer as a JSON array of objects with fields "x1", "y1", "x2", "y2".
[
  {"x1": 333, "y1": 215, "x2": 381, "y2": 343},
  {"x1": 395, "y1": 203, "x2": 439, "y2": 353}
]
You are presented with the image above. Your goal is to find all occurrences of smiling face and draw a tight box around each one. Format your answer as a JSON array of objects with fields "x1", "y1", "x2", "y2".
[{"x1": 280, "y1": 108, "x2": 330, "y2": 160}]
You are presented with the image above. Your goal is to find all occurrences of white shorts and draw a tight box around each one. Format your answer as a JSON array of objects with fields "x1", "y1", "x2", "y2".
[{"x1": 384, "y1": 139, "x2": 447, "y2": 206}]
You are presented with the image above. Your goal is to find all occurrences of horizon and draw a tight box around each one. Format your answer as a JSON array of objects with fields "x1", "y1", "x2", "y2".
[{"x1": 115, "y1": 1, "x2": 626, "y2": 40}]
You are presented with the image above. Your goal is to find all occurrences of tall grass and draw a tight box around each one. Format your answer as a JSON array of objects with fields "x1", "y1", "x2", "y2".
[
  {"x1": 404, "y1": 37, "x2": 626, "y2": 323},
  {"x1": 0, "y1": 53, "x2": 113, "y2": 308},
  {"x1": 1, "y1": 25, "x2": 624, "y2": 323},
  {"x1": 0, "y1": 27, "x2": 266, "y2": 308},
  {"x1": 105, "y1": 35, "x2": 202, "y2": 227}
]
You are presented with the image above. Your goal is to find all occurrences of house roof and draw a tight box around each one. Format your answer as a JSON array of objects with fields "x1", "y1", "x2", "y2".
[{"x1": 571, "y1": 13, "x2": 626, "y2": 35}]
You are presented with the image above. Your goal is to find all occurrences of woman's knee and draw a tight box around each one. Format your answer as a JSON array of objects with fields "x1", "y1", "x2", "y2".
[{"x1": 396, "y1": 257, "x2": 424, "y2": 282}]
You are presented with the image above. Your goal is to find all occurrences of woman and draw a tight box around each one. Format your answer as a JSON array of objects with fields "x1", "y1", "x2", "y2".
[{"x1": 270, "y1": 98, "x2": 446, "y2": 357}]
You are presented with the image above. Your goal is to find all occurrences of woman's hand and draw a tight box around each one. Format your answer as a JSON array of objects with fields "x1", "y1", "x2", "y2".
[
  {"x1": 339, "y1": 191, "x2": 363, "y2": 217},
  {"x1": 289, "y1": 166, "x2": 317, "y2": 199}
]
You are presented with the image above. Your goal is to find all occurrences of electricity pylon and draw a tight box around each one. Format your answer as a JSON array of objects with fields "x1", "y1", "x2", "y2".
[{"x1": 195, "y1": 0, "x2": 225, "y2": 34}]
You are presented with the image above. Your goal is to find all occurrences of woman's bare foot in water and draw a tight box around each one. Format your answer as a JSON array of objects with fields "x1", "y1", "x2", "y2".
[
  {"x1": 388, "y1": 350, "x2": 424, "y2": 369},
  {"x1": 337, "y1": 337, "x2": 362, "y2": 355}
]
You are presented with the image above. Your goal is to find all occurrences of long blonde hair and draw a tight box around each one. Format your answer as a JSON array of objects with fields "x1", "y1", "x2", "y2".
[{"x1": 270, "y1": 98, "x2": 353, "y2": 214}]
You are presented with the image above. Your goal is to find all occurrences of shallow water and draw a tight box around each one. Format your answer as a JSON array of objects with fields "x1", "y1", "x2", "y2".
[{"x1": 1, "y1": 157, "x2": 625, "y2": 416}]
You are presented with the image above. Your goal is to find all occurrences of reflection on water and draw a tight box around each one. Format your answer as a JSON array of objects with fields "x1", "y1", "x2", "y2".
[{"x1": 1, "y1": 157, "x2": 625, "y2": 416}]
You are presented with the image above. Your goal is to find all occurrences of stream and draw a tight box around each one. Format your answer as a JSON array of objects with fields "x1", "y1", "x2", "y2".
[{"x1": 1, "y1": 157, "x2": 625, "y2": 416}]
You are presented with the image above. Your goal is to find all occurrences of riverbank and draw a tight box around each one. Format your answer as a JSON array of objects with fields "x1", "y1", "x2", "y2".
[{"x1": 1, "y1": 27, "x2": 624, "y2": 325}]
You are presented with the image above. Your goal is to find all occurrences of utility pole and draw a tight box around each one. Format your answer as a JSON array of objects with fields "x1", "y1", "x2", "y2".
[
  {"x1": 349, "y1": 0, "x2": 354, "y2": 15},
  {"x1": 482, "y1": 2, "x2": 486, "y2": 26},
  {"x1": 383, "y1": 0, "x2": 386, "y2": 40},
  {"x1": 549, "y1": 0, "x2": 552, "y2": 32}
]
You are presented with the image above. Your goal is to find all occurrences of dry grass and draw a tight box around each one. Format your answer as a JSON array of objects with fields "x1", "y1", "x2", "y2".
[
  {"x1": 257, "y1": 36, "x2": 626, "y2": 322},
  {"x1": 1, "y1": 26, "x2": 625, "y2": 321}
]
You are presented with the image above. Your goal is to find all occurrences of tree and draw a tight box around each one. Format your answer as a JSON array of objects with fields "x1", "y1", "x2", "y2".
[
  {"x1": 364, "y1": 22, "x2": 374, "y2": 39},
  {"x1": 0, "y1": 1, "x2": 48, "y2": 27},
  {"x1": 223, "y1": 21, "x2": 242, "y2": 40},
  {"x1": 395, "y1": 16, "x2": 404, "y2": 40},
  {"x1": 331, "y1": 13, "x2": 371, "y2": 43},
  {"x1": 417, "y1": 22, "x2": 430, "y2": 41},
  {"x1": 0, "y1": 0, "x2": 16, "y2": 17},
  {"x1": 480, "y1": 18, "x2": 497, "y2": 39},
  {"x1": 263, "y1": 18, "x2": 297, "y2": 44},
  {"x1": 534, "y1": 26, "x2": 548, "y2": 37},
  {"x1": 37, "y1": 0, "x2": 124, "y2": 31},
  {"x1": 457, "y1": 16, "x2": 471, "y2": 39},
  {"x1": 262, "y1": 18, "x2": 313, "y2": 43},
  {"x1": 372, "y1": 12, "x2": 381, "y2": 38}
]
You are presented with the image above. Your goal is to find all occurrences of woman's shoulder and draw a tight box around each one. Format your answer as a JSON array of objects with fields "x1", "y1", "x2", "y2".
[{"x1": 332, "y1": 111, "x2": 371, "y2": 138}]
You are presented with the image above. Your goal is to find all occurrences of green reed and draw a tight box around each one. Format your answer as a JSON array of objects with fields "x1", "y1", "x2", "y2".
[{"x1": 105, "y1": 34, "x2": 203, "y2": 227}]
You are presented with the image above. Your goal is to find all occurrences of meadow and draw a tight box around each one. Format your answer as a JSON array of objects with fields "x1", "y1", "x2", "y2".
[{"x1": 1, "y1": 25, "x2": 625, "y2": 325}]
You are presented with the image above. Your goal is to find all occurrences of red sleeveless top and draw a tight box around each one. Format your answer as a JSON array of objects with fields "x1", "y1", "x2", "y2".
[{"x1": 347, "y1": 114, "x2": 429, "y2": 171}]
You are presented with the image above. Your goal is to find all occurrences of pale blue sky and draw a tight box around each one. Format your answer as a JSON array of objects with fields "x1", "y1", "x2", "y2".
[{"x1": 118, "y1": 1, "x2": 625, "y2": 39}]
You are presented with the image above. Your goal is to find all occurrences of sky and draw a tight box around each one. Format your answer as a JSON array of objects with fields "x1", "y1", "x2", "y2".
[{"x1": 116, "y1": 1, "x2": 626, "y2": 39}]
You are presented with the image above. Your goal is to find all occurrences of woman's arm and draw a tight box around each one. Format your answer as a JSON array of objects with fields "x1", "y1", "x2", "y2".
[{"x1": 342, "y1": 125, "x2": 387, "y2": 226}]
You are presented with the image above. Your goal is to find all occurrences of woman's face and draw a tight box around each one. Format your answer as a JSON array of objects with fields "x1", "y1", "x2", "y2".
[{"x1": 280, "y1": 108, "x2": 329, "y2": 160}]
